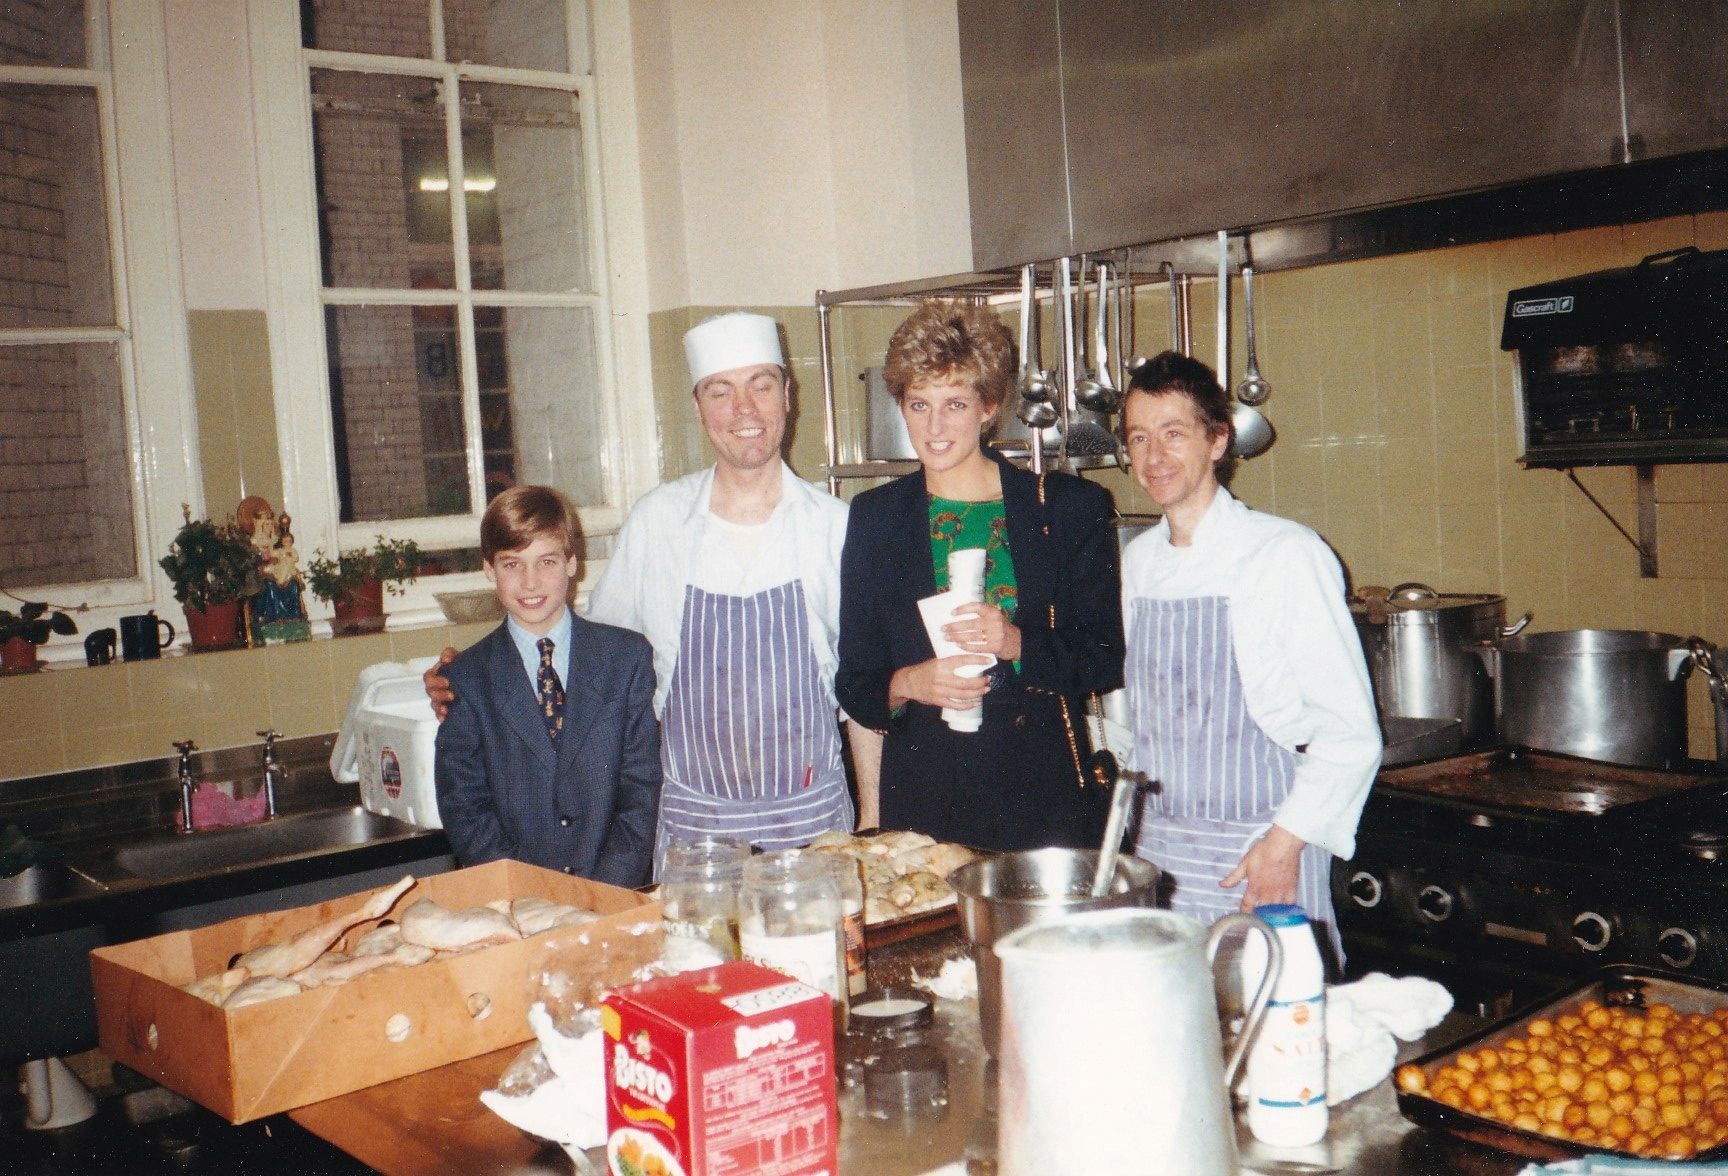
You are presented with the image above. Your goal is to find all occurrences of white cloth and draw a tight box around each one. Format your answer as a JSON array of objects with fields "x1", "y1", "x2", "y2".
[
  {"x1": 1324, "y1": 972, "x2": 1453, "y2": 1106},
  {"x1": 585, "y1": 462, "x2": 849, "y2": 717},
  {"x1": 1120, "y1": 488, "x2": 1380, "y2": 860}
]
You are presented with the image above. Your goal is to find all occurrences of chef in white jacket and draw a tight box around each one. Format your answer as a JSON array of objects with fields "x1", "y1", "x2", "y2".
[
  {"x1": 1119, "y1": 351, "x2": 1379, "y2": 963},
  {"x1": 585, "y1": 313, "x2": 875, "y2": 860},
  {"x1": 428, "y1": 313, "x2": 878, "y2": 864}
]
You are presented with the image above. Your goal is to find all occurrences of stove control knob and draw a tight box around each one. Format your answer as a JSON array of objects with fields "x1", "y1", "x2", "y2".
[
  {"x1": 1658, "y1": 928, "x2": 1698, "y2": 970},
  {"x1": 1347, "y1": 871, "x2": 1383, "y2": 908},
  {"x1": 1416, "y1": 885, "x2": 1454, "y2": 923},
  {"x1": 1572, "y1": 911, "x2": 1612, "y2": 953}
]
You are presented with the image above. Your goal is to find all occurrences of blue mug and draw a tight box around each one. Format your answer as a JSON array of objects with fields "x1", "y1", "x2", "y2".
[{"x1": 119, "y1": 612, "x2": 175, "y2": 661}]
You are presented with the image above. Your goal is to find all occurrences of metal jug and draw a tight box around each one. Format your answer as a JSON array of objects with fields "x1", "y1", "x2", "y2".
[{"x1": 996, "y1": 908, "x2": 1282, "y2": 1176}]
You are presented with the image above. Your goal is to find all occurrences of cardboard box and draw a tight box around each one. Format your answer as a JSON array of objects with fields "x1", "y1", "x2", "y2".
[
  {"x1": 91, "y1": 860, "x2": 658, "y2": 1123},
  {"x1": 603, "y1": 960, "x2": 838, "y2": 1176}
]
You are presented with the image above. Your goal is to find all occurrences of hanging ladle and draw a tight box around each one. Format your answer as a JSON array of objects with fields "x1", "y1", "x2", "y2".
[
  {"x1": 1237, "y1": 264, "x2": 1271, "y2": 407},
  {"x1": 1076, "y1": 261, "x2": 1122, "y2": 414},
  {"x1": 1016, "y1": 263, "x2": 1054, "y2": 405}
]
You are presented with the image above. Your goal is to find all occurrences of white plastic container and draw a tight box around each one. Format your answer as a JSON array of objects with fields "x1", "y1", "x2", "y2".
[
  {"x1": 1241, "y1": 903, "x2": 1328, "y2": 1147},
  {"x1": 330, "y1": 659, "x2": 443, "y2": 829}
]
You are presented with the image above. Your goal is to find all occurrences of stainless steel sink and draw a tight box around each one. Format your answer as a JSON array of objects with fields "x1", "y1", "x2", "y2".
[
  {"x1": 109, "y1": 807, "x2": 422, "y2": 880},
  {"x1": 0, "y1": 862, "x2": 107, "y2": 910}
]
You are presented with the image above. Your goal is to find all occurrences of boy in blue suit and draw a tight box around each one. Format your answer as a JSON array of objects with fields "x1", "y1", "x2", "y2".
[{"x1": 434, "y1": 486, "x2": 660, "y2": 886}]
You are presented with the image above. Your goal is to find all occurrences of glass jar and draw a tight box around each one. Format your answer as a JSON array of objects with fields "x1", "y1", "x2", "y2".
[
  {"x1": 739, "y1": 851, "x2": 847, "y2": 1012},
  {"x1": 812, "y1": 853, "x2": 867, "y2": 996},
  {"x1": 660, "y1": 853, "x2": 743, "y2": 960}
]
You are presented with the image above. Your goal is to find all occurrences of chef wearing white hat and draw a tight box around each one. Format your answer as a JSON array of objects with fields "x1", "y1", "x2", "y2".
[{"x1": 581, "y1": 313, "x2": 875, "y2": 861}]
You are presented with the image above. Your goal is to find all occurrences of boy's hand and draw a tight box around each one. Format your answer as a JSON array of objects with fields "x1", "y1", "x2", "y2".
[{"x1": 424, "y1": 647, "x2": 458, "y2": 721}]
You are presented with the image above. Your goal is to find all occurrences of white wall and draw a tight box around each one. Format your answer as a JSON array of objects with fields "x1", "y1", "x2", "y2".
[
  {"x1": 636, "y1": 0, "x2": 973, "y2": 310},
  {"x1": 165, "y1": 0, "x2": 267, "y2": 311}
]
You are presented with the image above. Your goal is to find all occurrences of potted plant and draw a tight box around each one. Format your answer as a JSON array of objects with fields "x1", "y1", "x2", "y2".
[
  {"x1": 307, "y1": 536, "x2": 423, "y2": 636},
  {"x1": 159, "y1": 508, "x2": 261, "y2": 650},
  {"x1": 0, "y1": 600, "x2": 78, "y2": 671}
]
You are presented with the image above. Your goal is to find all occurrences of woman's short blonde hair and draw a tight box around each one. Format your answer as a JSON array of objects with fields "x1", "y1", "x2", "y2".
[{"x1": 882, "y1": 299, "x2": 1015, "y2": 414}]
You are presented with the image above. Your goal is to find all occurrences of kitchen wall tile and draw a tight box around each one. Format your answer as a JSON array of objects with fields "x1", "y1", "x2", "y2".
[
  {"x1": 1376, "y1": 504, "x2": 1443, "y2": 588},
  {"x1": 72, "y1": 727, "x2": 138, "y2": 775},
  {"x1": 127, "y1": 656, "x2": 207, "y2": 727},
  {"x1": 1437, "y1": 508, "x2": 1502, "y2": 588},
  {"x1": 1629, "y1": 577, "x2": 1704, "y2": 639},
  {"x1": 1655, "y1": 503, "x2": 1708, "y2": 581},
  {"x1": 1380, "y1": 436, "x2": 1439, "y2": 504},
  {"x1": 1622, "y1": 216, "x2": 1697, "y2": 264},
  {"x1": 1658, "y1": 464, "x2": 1703, "y2": 504},
  {"x1": 0, "y1": 668, "x2": 69, "y2": 734},
  {"x1": 326, "y1": 632, "x2": 396, "y2": 698},
  {"x1": 1698, "y1": 464, "x2": 1728, "y2": 503},
  {"x1": 1229, "y1": 455, "x2": 1275, "y2": 512},
  {"x1": 1696, "y1": 211, "x2": 1728, "y2": 250},
  {"x1": 1488, "y1": 233, "x2": 1562, "y2": 291},
  {"x1": 56, "y1": 663, "x2": 133, "y2": 732},
  {"x1": 262, "y1": 639, "x2": 333, "y2": 715},
  {"x1": 389, "y1": 627, "x2": 463, "y2": 663},
  {"x1": 1435, "y1": 434, "x2": 1502, "y2": 506},
  {"x1": 191, "y1": 652, "x2": 270, "y2": 729},
  {"x1": 270, "y1": 701, "x2": 338, "y2": 740},
  {"x1": 1432, "y1": 363, "x2": 1501, "y2": 439},
  {"x1": 0, "y1": 736, "x2": 64, "y2": 780}
]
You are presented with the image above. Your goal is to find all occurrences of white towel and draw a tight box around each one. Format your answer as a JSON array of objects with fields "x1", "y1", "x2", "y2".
[{"x1": 1325, "y1": 972, "x2": 1453, "y2": 1106}]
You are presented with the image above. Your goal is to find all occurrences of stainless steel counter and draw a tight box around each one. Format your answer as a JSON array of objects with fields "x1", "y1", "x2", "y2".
[{"x1": 843, "y1": 929, "x2": 1530, "y2": 1176}]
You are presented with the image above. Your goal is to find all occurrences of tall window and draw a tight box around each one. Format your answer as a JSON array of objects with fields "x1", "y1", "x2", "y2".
[
  {"x1": 0, "y1": 3, "x2": 196, "y2": 632},
  {"x1": 258, "y1": 0, "x2": 626, "y2": 574}
]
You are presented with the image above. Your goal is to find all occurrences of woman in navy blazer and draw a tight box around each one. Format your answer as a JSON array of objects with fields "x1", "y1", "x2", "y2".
[{"x1": 836, "y1": 301, "x2": 1124, "y2": 851}]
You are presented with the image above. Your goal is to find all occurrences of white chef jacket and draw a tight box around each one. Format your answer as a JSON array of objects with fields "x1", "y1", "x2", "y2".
[
  {"x1": 585, "y1": 462, "x2": 849, "y2": 718},
  {"x1": 1120, "y1": 488, "x2": 1380, "y2": 860}
]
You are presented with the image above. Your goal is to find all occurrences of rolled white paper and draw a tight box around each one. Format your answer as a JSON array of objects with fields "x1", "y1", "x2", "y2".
[{"x1": 916, "y1": 590, "x2": 995, "y2": 733}]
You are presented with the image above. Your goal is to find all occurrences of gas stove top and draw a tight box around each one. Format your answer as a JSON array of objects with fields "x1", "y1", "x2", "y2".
[{"x1": 1336, "y1": 747, "x2": 1728, "y2": 1013}]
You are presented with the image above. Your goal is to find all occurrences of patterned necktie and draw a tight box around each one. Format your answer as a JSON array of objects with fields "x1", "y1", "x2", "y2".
[{"x1": 536, "y1": 637, "x2": 565, "y2": 740}]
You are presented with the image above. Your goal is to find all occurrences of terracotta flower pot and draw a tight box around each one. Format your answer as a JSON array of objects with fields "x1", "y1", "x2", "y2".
[
  {"x1": 331, "y1": 577, "x2": 386, "y2": 636},
  {"x1": 1, "y1": 636, "x2": 37, "y2": 672},
  {"x1": 185, "y1": 600, "x2": 242, "y2": 650}
]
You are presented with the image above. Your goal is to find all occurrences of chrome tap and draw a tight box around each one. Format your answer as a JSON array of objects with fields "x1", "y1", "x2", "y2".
[
  {"x1": 257, "y1": 729, "x2": 282, "y2": 819},
  {"x1": 173, "y1": 739, "x2": 198, "y2": 833}
]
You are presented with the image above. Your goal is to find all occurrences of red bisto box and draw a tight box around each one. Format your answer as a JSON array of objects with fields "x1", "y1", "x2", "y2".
[{"x1": 602, "y1": 960, "x2": 838, "y2": 1176}]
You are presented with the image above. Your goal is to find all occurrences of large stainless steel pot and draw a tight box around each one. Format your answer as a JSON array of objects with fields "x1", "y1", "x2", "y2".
[
  {"x1": 1350, "y1": 584, "x2": 1528, "y2": 747},
  {"x1": 1475, "y1": 629, "x2": 1693, "y2": 768}
]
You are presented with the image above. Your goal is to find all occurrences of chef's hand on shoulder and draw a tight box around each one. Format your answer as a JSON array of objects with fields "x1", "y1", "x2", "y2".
[
  {"x1": 424, "y1": 647, "x2": 458, "y2": 722},
  {"x1": 889, "y1": 654, "x2": 993, "y2": 712},
  {"x1": 943, "y1": 602, "x2": 1021, "y2": 662},
  {"x1": 1223, "y1": 825, "x2": 1305, "y2": 911}
]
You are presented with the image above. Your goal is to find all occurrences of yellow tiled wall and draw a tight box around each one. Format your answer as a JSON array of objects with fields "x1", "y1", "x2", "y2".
[
  {"x1": 0, "y1": 621, "x2": 495, "y2": 781},
  {"x1": 650, "y1": 212, "x2": 1728, "y2": 758}
]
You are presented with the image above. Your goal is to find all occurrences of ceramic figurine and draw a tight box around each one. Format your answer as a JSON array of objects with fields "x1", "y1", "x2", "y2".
[{"x1": 238, "y1": 496, "x2": 311, "y2": 644}]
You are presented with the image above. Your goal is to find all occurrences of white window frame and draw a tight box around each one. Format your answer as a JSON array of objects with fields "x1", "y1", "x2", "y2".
[
  {"x1": 0, "y1": 2, "x2": 201, "y2": 663},
  {"x1": 248, "y1": 0, "x2": 658, "y2": 625}
]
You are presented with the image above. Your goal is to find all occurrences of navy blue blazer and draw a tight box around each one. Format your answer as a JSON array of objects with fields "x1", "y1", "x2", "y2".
[
  {"x1": 434, "y1": 610, "x2": 661, "y2": 887},
  {"x1": 836, "y1": 447, "x2": 1125, "y2": 731}
]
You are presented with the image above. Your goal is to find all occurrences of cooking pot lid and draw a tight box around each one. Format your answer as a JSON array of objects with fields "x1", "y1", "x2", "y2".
[{"x1": 1349, "y1": 591, "x2": 1505, "y2": 625}]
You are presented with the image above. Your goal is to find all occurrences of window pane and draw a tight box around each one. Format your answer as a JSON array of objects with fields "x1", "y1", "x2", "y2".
[
  {"x1": 493, "y1": 305, "x2": 607, "y2": 506},
  {"x1": 461, "y1": 82, "x2": 590, "y2": 294},
  {"x1": 326, "y1": 303, "x2": 473, "y2": 522},
  {"x1": 311, "y1": 69, "x2": 453, "y2": 290},
  {"x1": 0, "y1": 342, "x2": 135, "y2": 587},
  {"x1": 0, "y1": 85, "x2": 114, "y2": 328},
  {"x1": 302, "y1": 0, "x2": 431, "y2": 59},
  {"x1": 0, "y1": 3, "x2": 87, "y2": 69},
  {"x1": 443, "y1": 0, "x2": 572, "y2": 73}
]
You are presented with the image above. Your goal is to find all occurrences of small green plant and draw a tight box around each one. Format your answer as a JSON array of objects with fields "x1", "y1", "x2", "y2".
[
  {"x1": 159, "y1": 509, "x2": 261, "y2": 610},
  {"x1": 0, "y1": 600, "x2": 77, "y2": 645},
  {"x1": 305, "y1": 536, "x2": 425, "y2": 604}
]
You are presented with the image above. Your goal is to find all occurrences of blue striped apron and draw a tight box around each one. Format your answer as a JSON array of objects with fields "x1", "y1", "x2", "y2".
[
  {"x1": 655, "y1": 580, "x2": 853, "y2": 869},
  {"x1": 1127, "y1": 595, "x2": 1341, "y2": 966}
]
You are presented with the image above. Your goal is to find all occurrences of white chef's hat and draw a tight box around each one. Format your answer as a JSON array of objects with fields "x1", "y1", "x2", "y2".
[{"x1": 684, "y1": 313, "x2": 784, "y2": 387}]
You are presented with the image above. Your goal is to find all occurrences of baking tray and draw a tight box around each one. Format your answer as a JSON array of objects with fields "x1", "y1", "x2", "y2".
[
  {"x1": 1398, "y1": 965, "x2": 1728, "y2": 1163},
  {"x1": 865, "y1": 897, "x2": 958, "y2": 950}
]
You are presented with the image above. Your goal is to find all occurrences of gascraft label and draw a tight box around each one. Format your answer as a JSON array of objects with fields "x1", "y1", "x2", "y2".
[{"x1": 1511, "y1": 295, "x2": 1576, "y2": 317}]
